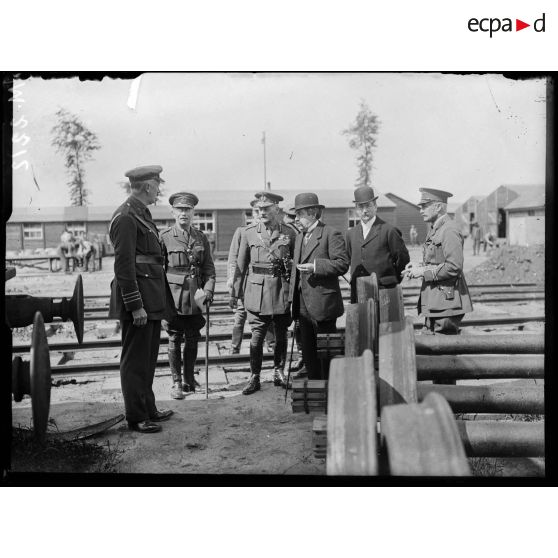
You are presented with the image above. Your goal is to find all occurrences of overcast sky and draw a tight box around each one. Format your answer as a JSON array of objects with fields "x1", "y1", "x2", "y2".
[{"x1": 11, "y1": 73, "x2": 546, "y2": 209}]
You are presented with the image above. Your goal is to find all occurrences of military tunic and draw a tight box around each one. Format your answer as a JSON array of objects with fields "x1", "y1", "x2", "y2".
[
  {"x1": 232, "y1": 221, "x2": 296, "y2": 374},
  {"x1": 108, "y1": 195, "x2": 175, "y2": 423},
  {"x1": 417, "y1": 213, "x2": 473, "y2": 319},
  {"x1": 161, "y1": 224, "x2": 216, "y2": 317},
  {"x1": 232, "y1": 222, "x2": 296, "y2": 315}
]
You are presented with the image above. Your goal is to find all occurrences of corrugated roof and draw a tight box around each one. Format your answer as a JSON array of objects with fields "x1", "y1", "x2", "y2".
[
  {"x1": 8, "y1": 189, "x2": 396, "y2": 223},
  {"x1": 504, "y1": 184, "x2": 545, "y2": 211}
]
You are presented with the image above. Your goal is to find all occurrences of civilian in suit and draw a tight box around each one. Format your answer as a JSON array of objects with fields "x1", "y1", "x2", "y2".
[
  {"x1": 289, "y1": 193, "x2": 349, "y2": 380},
  {"x1": 345, "y1": 186, "x2": 410, "y2": 302}
]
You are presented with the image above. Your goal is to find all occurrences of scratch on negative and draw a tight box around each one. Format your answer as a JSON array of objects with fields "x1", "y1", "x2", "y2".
[
  {"x1": 127, "y1": 75, "x2": 144, "y2": 111},
  {"x1": 485, "y1": 77, "x2": 501, "y2": 113}
]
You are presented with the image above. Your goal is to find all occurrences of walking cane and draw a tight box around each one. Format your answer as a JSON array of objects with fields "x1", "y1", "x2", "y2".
[
  {"x1": 284, "y1": 319, "x2": 298, "y2": 404},
  {"x1": 205, "y1": 301, "x2": 210, "y2": 400}
]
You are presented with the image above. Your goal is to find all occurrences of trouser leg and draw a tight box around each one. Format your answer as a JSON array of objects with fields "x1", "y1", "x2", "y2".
[
  {"x1": 272, "y1": 317, "x2": 289, "y2": 370},
  {"x1": 231, "y1": 300, "x2": 247, "y2": 351},
  {"x1": 184, "y1": 330, "x2": 201, "y2": 387},
  {"x1": 298, "y1": 296, "x2": 320, "y2": 380},
  {"x1": 247, "y1": 311, "x2": 270, "y2": 376},
  {"x1": 167, "y1": 329, "x2": 184, "y2": 384},
  {"x1": 120, "y1": 319, "x2": 159, "y2": 423}
]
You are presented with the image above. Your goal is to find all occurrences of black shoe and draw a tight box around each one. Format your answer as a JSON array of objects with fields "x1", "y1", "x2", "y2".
[
  {"x1": 229, "y1": 347, "x2": 240, "y2": 355},
  {"x1": 273, "y1": 368, "x2": 286, "y2": 387},
  {"x1": 150, "y1": 409, "x2": 174, "y2": 422},
  {"x1": 242, "y1": 375, "x2": 261, "y2": 395},
  {"x1": 182, "y1": 382, "x2": 195, "y2": 393},
  {"x1": 289, "y1": 358, "x2": 304, "y2": 372},
  {"x1": 128, "y1": 420, "x2": 162, "y2": 433}
]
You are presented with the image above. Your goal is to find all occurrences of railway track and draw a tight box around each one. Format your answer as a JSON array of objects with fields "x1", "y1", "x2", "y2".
[{"x1": 8, "y1": 270, "x2": 546, "y2": 467}]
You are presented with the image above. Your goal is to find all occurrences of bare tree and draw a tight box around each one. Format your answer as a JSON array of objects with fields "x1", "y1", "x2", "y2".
[
  {"x1": 342, "y1": 100, "x2": 380, "y2": 188},
  {"x1": 51, "y1": 108, "x2": 100, "y2": 206}
]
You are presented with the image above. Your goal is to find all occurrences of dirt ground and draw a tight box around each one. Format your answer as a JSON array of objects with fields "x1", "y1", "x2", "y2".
[{"x1": 7, "y1": 244, "x2": 546, "y2": 477}]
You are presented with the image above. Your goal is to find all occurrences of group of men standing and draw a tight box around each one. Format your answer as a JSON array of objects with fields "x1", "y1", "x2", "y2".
[{"x1": 108, "y1": 165, "x2": 473, "y2": 434}]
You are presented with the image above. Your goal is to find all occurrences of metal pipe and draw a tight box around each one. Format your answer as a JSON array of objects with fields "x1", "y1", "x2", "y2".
[
  {"x1": 416, "y1": 354, "x2": 544, "y2": 380},
  {"x1": 417, "y1": 384, "x2": 544, "y2": 414},
  {"x1": 415, "y1": 333, "x2": 543, "y2": 354},
  {"x1": 456, "y1": 420, "x2": 545, "y2": 457}
]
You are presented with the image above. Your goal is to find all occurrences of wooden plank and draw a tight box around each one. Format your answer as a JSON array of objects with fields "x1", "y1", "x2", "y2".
[
  {"x1": 380, "y1": 392, "x2": 471, "y2": 476},
  {"x1": 292, "y1": 392, "x2": 327, "y2": 401},
  {"x1": 356, "y1": 273, "x2": 379, "y2": 303},
  {"x1": 344, "y1": 304, "x2": 361, "y2": 357},
  {"x1": 327, "y1": 350, "x2": 378, "y2": 476},
  {"x1": 292, "y1": 379, "x2": 327, "y2": 392},
  {"x1": 378, "y1": 317, "x2": 418, "y2": 409},
  {"x1": 379, "y1": 284, "x2": 405, "y2": 323}
]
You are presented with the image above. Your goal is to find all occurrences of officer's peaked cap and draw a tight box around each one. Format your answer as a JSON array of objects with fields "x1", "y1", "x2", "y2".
[
  {"x1": 125, "y1": 165, "x2": 165, "y2": 183},
  {"x1": 418, "y1": 188, "x2": 453, "y2": 206},
  {"x1": 169, "y1": 192, "x2": 199, "y2": 208}
]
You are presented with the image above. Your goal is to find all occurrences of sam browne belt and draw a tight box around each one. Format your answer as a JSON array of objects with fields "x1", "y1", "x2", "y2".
[{"x1": 136, "y1": 255, "x2": 164, "y2": 265}]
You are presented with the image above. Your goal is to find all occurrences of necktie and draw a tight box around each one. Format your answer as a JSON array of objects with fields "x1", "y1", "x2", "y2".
[{"x1": 304, "y1": 232, "x2": 311, "y2": 246}]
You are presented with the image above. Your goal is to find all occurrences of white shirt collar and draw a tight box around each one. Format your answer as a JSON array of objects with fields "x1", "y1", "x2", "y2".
[
  {"x1": 305, "y1": 219, "x2": 320, "y2": 235},
  {"x1": 361, "y1": 215, "x2": 376, "y2": 236}
]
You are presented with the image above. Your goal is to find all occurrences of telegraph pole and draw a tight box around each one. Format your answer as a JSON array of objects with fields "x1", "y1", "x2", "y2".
[{"x1": 262, "y1": 131, "x2": 268, "y2": 190}]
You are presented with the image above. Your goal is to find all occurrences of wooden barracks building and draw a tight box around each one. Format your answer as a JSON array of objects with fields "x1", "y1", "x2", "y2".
[{"x1": 7, "y1": 189, "x2": 428, "y2": 256}]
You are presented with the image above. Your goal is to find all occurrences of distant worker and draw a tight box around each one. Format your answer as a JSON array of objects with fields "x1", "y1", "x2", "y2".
[
  {"x1": 471, "y1": 222, "x2": 482, "y2": 256},
  {"x1": 402, "y1": 187, "x2": 473, "y2": 339},
  {"x1": 483, "y1": 231, "x2": 495, "y2": 252},
  {"x1": 161, "y1": 192, "x2": 216, "y2": 399},
  {"x1": 58, "y1": 227, "x2": 77, "y2": 274},
  {"x1": 409, "y1": 224, "x2": 418, "y2": 246},
  {"x1": 108, "y1": 165, "x2": 175, "y2": 433},
  {"x1": 345, "y1": 186, "x2": 410, "y2": 303}
]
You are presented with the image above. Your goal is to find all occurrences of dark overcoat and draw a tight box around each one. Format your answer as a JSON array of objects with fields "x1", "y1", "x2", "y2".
[
  {"x1": 345, "y1": 216, "x2": 410, "y2": 290},
  {"x1": 289, "y1": 222, "x2": 349, "y2": 322},
  {"x1": 418, "y1": 214, "x2": 473, "y2": 318},
  {"x1": 108, "y1": 196, "x2": 175, "y2": 321}
]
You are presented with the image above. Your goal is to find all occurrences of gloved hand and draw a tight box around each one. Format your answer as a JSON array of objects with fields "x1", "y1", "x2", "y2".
[
  {"x1": 228, "y1": 296, "x2": 238, "y2": 309},
  {"x1": 204, "y1": 290, "x2": 214, "y2": 305}
]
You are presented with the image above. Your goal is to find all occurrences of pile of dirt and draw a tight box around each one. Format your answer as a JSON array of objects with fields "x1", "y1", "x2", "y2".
[{"x1": 466, "y1": 244, "x2": 545, "y2": 285}]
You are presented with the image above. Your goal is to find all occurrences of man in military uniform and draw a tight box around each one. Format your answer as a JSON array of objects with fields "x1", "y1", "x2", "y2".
[
  {"x1": 345, "y1": 186, "x2": 410, "y2": 302},
  {"x1": 289, "y1": 193, "x2": 349, "y2": 380},
  {"x1": 161, "y1": 192, "x2": 216, "y2": 399},
  {"x1": 402, "y1": 187, "x2": 473, "y2": 337},
  {"x1": 230, "y1": 191, "x2": 297, "y2": 395},
  {"x1": 108, "y1": 165, "x2": 175, "y2": 433}
]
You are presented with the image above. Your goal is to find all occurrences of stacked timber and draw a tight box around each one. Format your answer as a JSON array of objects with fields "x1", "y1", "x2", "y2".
[
  {"x1": 291, "y1": 380, "x2": 328, "y2": 414},
  {"x1": 312, "y1": 415, "x2": 327, "y2": 459}
]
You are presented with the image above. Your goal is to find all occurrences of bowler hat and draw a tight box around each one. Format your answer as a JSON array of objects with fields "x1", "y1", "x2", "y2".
[
  {"x1": 294, "y1": 193, "x2": 325, "y2": 211},
  {"x1": 125, "y1": 165, "x2": 165, "y2": 183},
  {"x1": 353, "y1": 186, "x2": 378, "y2": 204},
  {"x1": 169, "y1": 192, "x2": 199, "y2": 208},
  {"x1": 418, "y1": 188, "x2": 453, "y2": 206}
]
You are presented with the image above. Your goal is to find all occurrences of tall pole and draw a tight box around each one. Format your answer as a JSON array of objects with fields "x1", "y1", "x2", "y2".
[{"x1": 262, "y1": 131, "x2": 268, "y2": 190}]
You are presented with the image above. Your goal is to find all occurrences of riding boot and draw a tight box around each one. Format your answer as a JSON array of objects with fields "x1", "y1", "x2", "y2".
[
  {"x1": 273, "y1": 327, "x2": 288, "y2": 386},
  {"x1": 183, "y1": 343, "x2": 199, "y2": 393},
  {"x1": 243, "y1": 343, "x2": 263, "y2": 395},
  {"x1": 168, "y1": 343, "x2": 185, "y2": 400}
]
